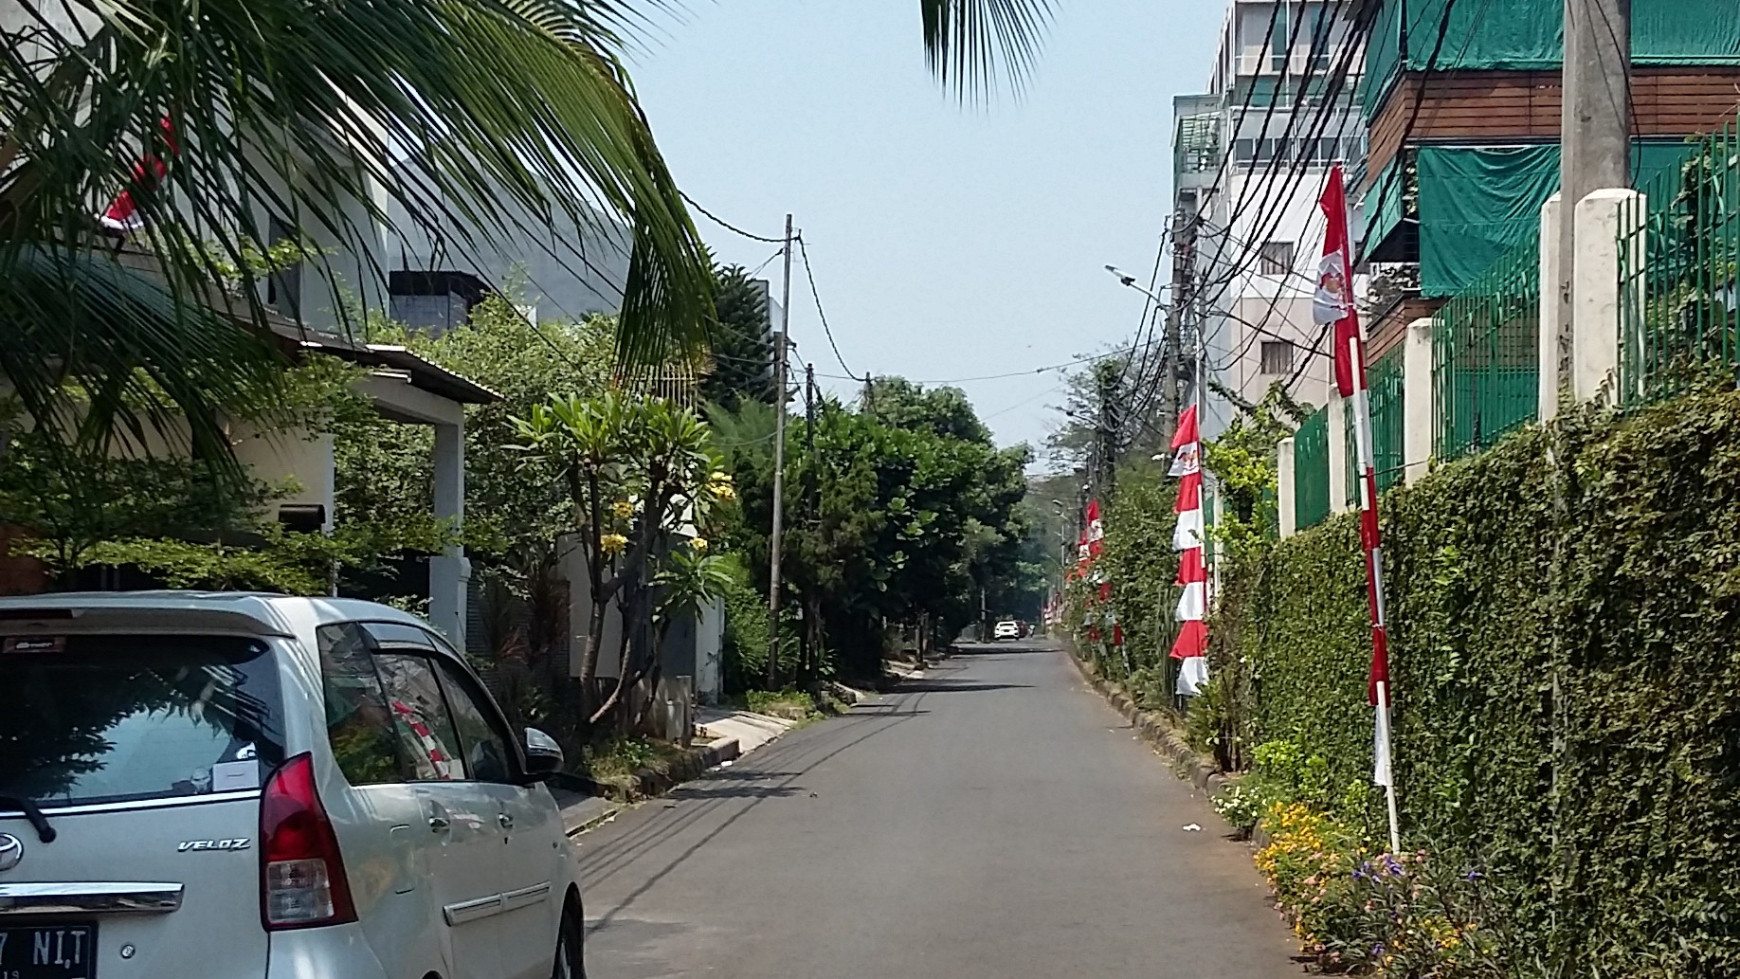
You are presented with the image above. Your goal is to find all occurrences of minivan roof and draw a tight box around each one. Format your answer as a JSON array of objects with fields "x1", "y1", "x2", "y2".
[{"x1": 0, "y1": 591, "x2": 430, "y2": 638}]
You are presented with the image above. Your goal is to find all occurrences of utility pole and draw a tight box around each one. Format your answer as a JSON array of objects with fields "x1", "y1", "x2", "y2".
[
  {"x1": 766, "y1": 213, "x2": 794, "y2": 689},
  {"x1": 1095, "y1": 366, "x2": 1121, "y2": 500},
  {"x1": 861, "y1": 372, "x2": 874, "y2": 413},
  {"x1": 1557, "y1": 0, "x2": 1632, "y2": 377}
]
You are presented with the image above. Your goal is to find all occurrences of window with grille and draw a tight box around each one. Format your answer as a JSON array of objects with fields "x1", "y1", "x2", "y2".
[
  {"x1": 1261, "y1": 340, "x2": 1294, "y2": 374},
  {"x1": 1258, "y1": 240, "x2": 1295, "y2": 276}
]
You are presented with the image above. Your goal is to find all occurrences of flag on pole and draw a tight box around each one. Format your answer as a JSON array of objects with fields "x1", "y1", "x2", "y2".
[
  {"x1": 1314, "y1": 166, "x2": 1364, "y2": 399},
  {"x1": 99, "y1": 116, "x2": 180, "y2": 234},
  {"x1": 1168, "y1": 406, "x2": 1209, "y2": 691}
]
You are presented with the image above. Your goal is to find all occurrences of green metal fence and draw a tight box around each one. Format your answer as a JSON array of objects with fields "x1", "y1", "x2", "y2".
[
  {"x1": 1617, "y1": 122, "x2": 1740, "y2": 409},
  {"x1": 1368, "y1": 348, "x2": 1406, "y2": 492},
  {"x1": 1433, "y1": 230, "x2": 1541, "y2": 459},
  {"x1": 1344, "y1": 399, "x2": 1358, "y2": 508},
  {"x1": 1294, "y1": 406, "x2": 1331, "y2": 530}
]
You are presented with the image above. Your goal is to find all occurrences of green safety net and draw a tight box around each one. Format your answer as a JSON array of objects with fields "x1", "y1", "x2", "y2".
[
  {"x1": 1364, "y1": 0, "x2": 1740, "y2": 120},
  {"x1": 1416, "y1": 141, "x2": 1703, "y2": 296}
]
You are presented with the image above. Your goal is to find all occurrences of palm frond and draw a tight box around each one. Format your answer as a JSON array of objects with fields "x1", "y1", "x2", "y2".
[
  {"x1": 1, "y1": 0, "x2": 713, "y2": 434},
  {"x1": 919, "y1": 0, "x2": 1055, "y2": 101},
  {"x1": 0, "y1": 245, "x2": 285, "y2": 470}
]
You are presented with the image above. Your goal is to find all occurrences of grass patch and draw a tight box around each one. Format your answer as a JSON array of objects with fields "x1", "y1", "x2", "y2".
[
  {"x1": 581, "y1": 735, "x2": 689, "y2": 784},
  {"x1": 728, "y1": 687, "x2": 846, "y2": 725}
]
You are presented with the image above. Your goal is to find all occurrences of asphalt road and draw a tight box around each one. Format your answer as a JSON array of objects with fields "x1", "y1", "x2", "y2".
[{"x1": 577, "y1": 639, "x2": 1303, "y2": 978}]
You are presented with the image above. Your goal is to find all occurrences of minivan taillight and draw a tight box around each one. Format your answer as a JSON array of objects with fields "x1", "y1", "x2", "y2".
[{"x1": 259, "y1": 753, "x2": 356, "y2": 929}]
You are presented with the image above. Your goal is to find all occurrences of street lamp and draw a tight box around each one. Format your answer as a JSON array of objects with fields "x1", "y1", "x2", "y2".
[{"x1": 1104, "y1": 265, "x2": 1166, "y2": 306}]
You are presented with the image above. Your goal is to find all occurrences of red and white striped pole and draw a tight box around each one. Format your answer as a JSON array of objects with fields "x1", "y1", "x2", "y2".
[
  {"x1": 1318, "y1": 164, "x2": 1399, "y2": 855},
  {"x1": 1347, "y1": 333, "x2": 1400, "y2": 856}
]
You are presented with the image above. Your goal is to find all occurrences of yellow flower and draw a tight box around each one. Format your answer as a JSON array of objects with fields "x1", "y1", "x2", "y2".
[
  {"x1": 710, "y1": 483, "x2": 737, "y2": 501},
  {"x1": 610, "y1": 500, "x2": 635, "y2": 520},
  {"x1": 600, "y1": 533, "x2": 628, "y2": 555},
  {"x1": 690, "y1": 537, "x2": 709, "y2": 552},
  {"x1": 709, "y1": 471, "x2": 732, "y2": 484}
]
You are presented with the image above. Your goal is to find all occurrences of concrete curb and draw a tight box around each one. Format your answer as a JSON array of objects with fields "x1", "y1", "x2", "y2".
[
  {"x1": 1066, "y1": 648, "x2": 1224, "y2": 795},
  {"x1": 563, "y1": 737, "x2": 745, "y2": 838}
]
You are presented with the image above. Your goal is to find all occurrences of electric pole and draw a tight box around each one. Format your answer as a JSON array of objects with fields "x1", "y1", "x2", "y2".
[
  {"x1": 1557, "y1": 0, "x2": 1632, "y2": 378},
  {"x1": 767, "y1": 213, "x2": 793, "y2": 688}
]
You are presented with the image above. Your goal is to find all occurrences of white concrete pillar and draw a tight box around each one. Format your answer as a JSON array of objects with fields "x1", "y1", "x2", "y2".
[
  {"x1": 1571, "y1": 188, "x2": 1642, "y2": 403},
  {"x1": 1277, "y1": 437, "x2": 1297, "y2": 538},
  {"x1": 1327, "y1": 395, "x2": 1349, "y2": 513},
  {"x1": 1538, "y1": 194, "x2": 1563, "y2": 421},
  {"x1": 428, "y1": 417, "x2": 469, "y2": 649},
  {"x1": 1402, "y1": 318, "x2": 1436, "y2": 484}
]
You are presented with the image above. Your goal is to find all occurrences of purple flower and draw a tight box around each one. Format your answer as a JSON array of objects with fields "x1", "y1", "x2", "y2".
[{"x1": 1465, "y1": 869, "x2": 1484, "y2": 882}]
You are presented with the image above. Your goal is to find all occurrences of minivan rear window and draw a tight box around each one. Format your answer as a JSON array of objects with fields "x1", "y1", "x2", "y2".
[{"x1": 0, "y1": 635, "x2": 286, "y2": 809}]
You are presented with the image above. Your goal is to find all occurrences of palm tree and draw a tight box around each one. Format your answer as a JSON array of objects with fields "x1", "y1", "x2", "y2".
[{"x1": 0, "y1": 0, "x2": 1049, "y2": 465}]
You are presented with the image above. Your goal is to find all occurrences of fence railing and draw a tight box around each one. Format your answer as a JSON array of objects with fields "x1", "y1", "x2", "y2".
[
  {"x1": 1617, "y1": 122, "x2": 1740, "y2": 408},
  {"x1": 1433, "y1": 229, "x2": 1541, "y2": 459},
  {"x1": 1294, "y1": 406, "x2": 1331, "y2": 530},
  {"x1": 1369, "y1": 348, "x2": 1406, "y2": 492}
]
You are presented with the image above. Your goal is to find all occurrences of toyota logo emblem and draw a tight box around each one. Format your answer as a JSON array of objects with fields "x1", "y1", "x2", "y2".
[{"x1": 0, "y1": 834, "x2": 22, "y2": 872}]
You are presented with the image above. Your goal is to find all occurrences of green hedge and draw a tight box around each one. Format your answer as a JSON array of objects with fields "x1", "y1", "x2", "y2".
[{"x1": 1229, "y1": 391, "x2": 1740, "y2": 976}]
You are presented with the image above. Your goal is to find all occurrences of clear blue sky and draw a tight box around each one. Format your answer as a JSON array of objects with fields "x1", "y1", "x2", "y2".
[{"x1": 628, "y1": 1, "x2": 1225, "y2": 463}]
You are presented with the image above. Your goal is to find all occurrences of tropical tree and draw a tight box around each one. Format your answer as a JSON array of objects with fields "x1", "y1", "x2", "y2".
[
  {"x1": 0, "y1": 0, "x2": 1050, "y2": 469},
  {"x1": 512, "y1": 392, "x2": 732, "y2": 726}
]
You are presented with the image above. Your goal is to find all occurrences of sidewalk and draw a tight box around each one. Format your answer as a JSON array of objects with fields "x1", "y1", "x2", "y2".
[{"x1": 555, "y1": 707, "x2": 801, "y2": 837}]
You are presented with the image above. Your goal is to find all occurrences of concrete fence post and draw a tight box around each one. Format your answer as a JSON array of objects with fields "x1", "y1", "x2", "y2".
[
  {"x1": 1277, "y1": 437, "x2": 1297, "y2": 539},
  {"x1": 1402, "y1": 317, "x2": 1435, "y2": 484},
  {"x1": 1538, "y1": 193, "x2": 1563, "y2": 421},
  {"x1": 1327, "y1": 395, "x2": 1349, "y2": 513},
  {"x1": 1571, "y1": 188, "x2": 1642, "y2": 403}
]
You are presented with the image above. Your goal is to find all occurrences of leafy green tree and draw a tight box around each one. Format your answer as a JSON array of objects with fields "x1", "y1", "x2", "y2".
[{"x1": 700, "y1": 266, "x2": 777, "y2": 411}]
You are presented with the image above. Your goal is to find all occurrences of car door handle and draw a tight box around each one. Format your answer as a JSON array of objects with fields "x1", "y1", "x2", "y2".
[
  {"x1": 429, "y1": 815, "x2": 451, "y2": 833},
  {"x1": 497, "y1": 813, "x2": 514, "y2": 830}
]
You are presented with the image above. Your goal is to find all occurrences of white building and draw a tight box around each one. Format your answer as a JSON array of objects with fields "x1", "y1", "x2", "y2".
[{"x1": 1172, "y1": 0, "x2": 1366, "y2": 436}]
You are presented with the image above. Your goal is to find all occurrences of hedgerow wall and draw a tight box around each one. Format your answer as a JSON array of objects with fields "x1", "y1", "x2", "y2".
[{"x1": 1226, "y1": 390, "x2": 1740, "y2": 975}]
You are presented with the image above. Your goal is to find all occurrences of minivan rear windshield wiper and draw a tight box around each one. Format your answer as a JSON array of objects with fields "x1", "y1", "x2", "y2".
[{"x1": 0, "y1": 795, "x2": 57, "y2": 843}]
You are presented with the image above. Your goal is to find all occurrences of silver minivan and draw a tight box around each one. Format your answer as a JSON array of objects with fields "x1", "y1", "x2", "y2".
[{"x1": 0, "y1": 592, "x2": 585, "y2": 979}]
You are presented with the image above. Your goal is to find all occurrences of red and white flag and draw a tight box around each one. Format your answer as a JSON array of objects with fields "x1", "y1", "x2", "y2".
[
  {"x1": 99, "y1": 116, "x2": 180, "y2": 234},
  {"x1": 1314, "y1": 164, "x2": 1364, "y2": 399},
  {"x1": 1168, "y1": 405, "x2": 1209, "y2": 691}
]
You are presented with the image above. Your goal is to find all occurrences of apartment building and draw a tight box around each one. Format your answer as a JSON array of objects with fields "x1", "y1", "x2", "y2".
[{"x1": 1172, "y1": 0, "x2": 1367, "y2": 437}]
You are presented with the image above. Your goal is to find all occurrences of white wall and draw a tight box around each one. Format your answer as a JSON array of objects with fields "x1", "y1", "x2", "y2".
[{"x1": 383, "y1": 182, "x2": 632, "y2": 324}]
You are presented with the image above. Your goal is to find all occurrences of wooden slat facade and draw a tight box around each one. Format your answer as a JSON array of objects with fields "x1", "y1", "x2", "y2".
[
  {"x1": 1366, "y1": 295, "x2": 1445, "y2": 362},
  {"x1": 1364, "y1": 67, "x2": 1740, "y2": 190}
]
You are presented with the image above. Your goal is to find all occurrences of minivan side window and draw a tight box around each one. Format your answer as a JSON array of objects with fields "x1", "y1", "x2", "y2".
[
  {"x1": 430, "y1": 658, "x2": 515, "y2": 783},
  {"x1": 373, "y1": 653, "x2": 468, "y2": 781},
  {"x1": 317, "y1": 623, "x2": 403, "y2": 786}
]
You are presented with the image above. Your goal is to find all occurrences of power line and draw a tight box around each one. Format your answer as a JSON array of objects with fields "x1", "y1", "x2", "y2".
[
  {"x1": 680, "y1": 191, "x2": 785, "y2": 244},
  {"x1": 816, "y1": 339, "x2": 1157, "y2": 387},
  {"x1": 1281, "y1": 0, "x2": 1479, "y2": 405},
  {"x1": 794, "y1": 234, "x2": 855, "y2": 377}
]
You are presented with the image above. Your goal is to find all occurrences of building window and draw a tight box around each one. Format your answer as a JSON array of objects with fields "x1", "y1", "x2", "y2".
[
  {"x1": 1272, "y1": 1, "x2": 1292, "y2": 72},
  {"x1": 1261, "y1": 340, "x2": 1295, "y2": 375},
  {"x1": 1258, "y1": 240, "x2": 1295, "y2": 276}
]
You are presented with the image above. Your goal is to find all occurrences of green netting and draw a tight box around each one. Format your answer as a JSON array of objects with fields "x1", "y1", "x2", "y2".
[
  {"x1": 1364, "y1": 0, "x2": 1740, "y2": 120},
  {"x1": 1364, "y1": 155, "x2": 1406, "y2": 254},
  {"x1": 1417, "y1": 141, "x2": 1704, "y2": 296}
]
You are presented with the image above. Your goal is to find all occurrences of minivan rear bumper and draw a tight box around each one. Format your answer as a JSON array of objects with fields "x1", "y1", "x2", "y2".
[{"x1": 266, "y1": 924, "x2": 390, "y2": 979}]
